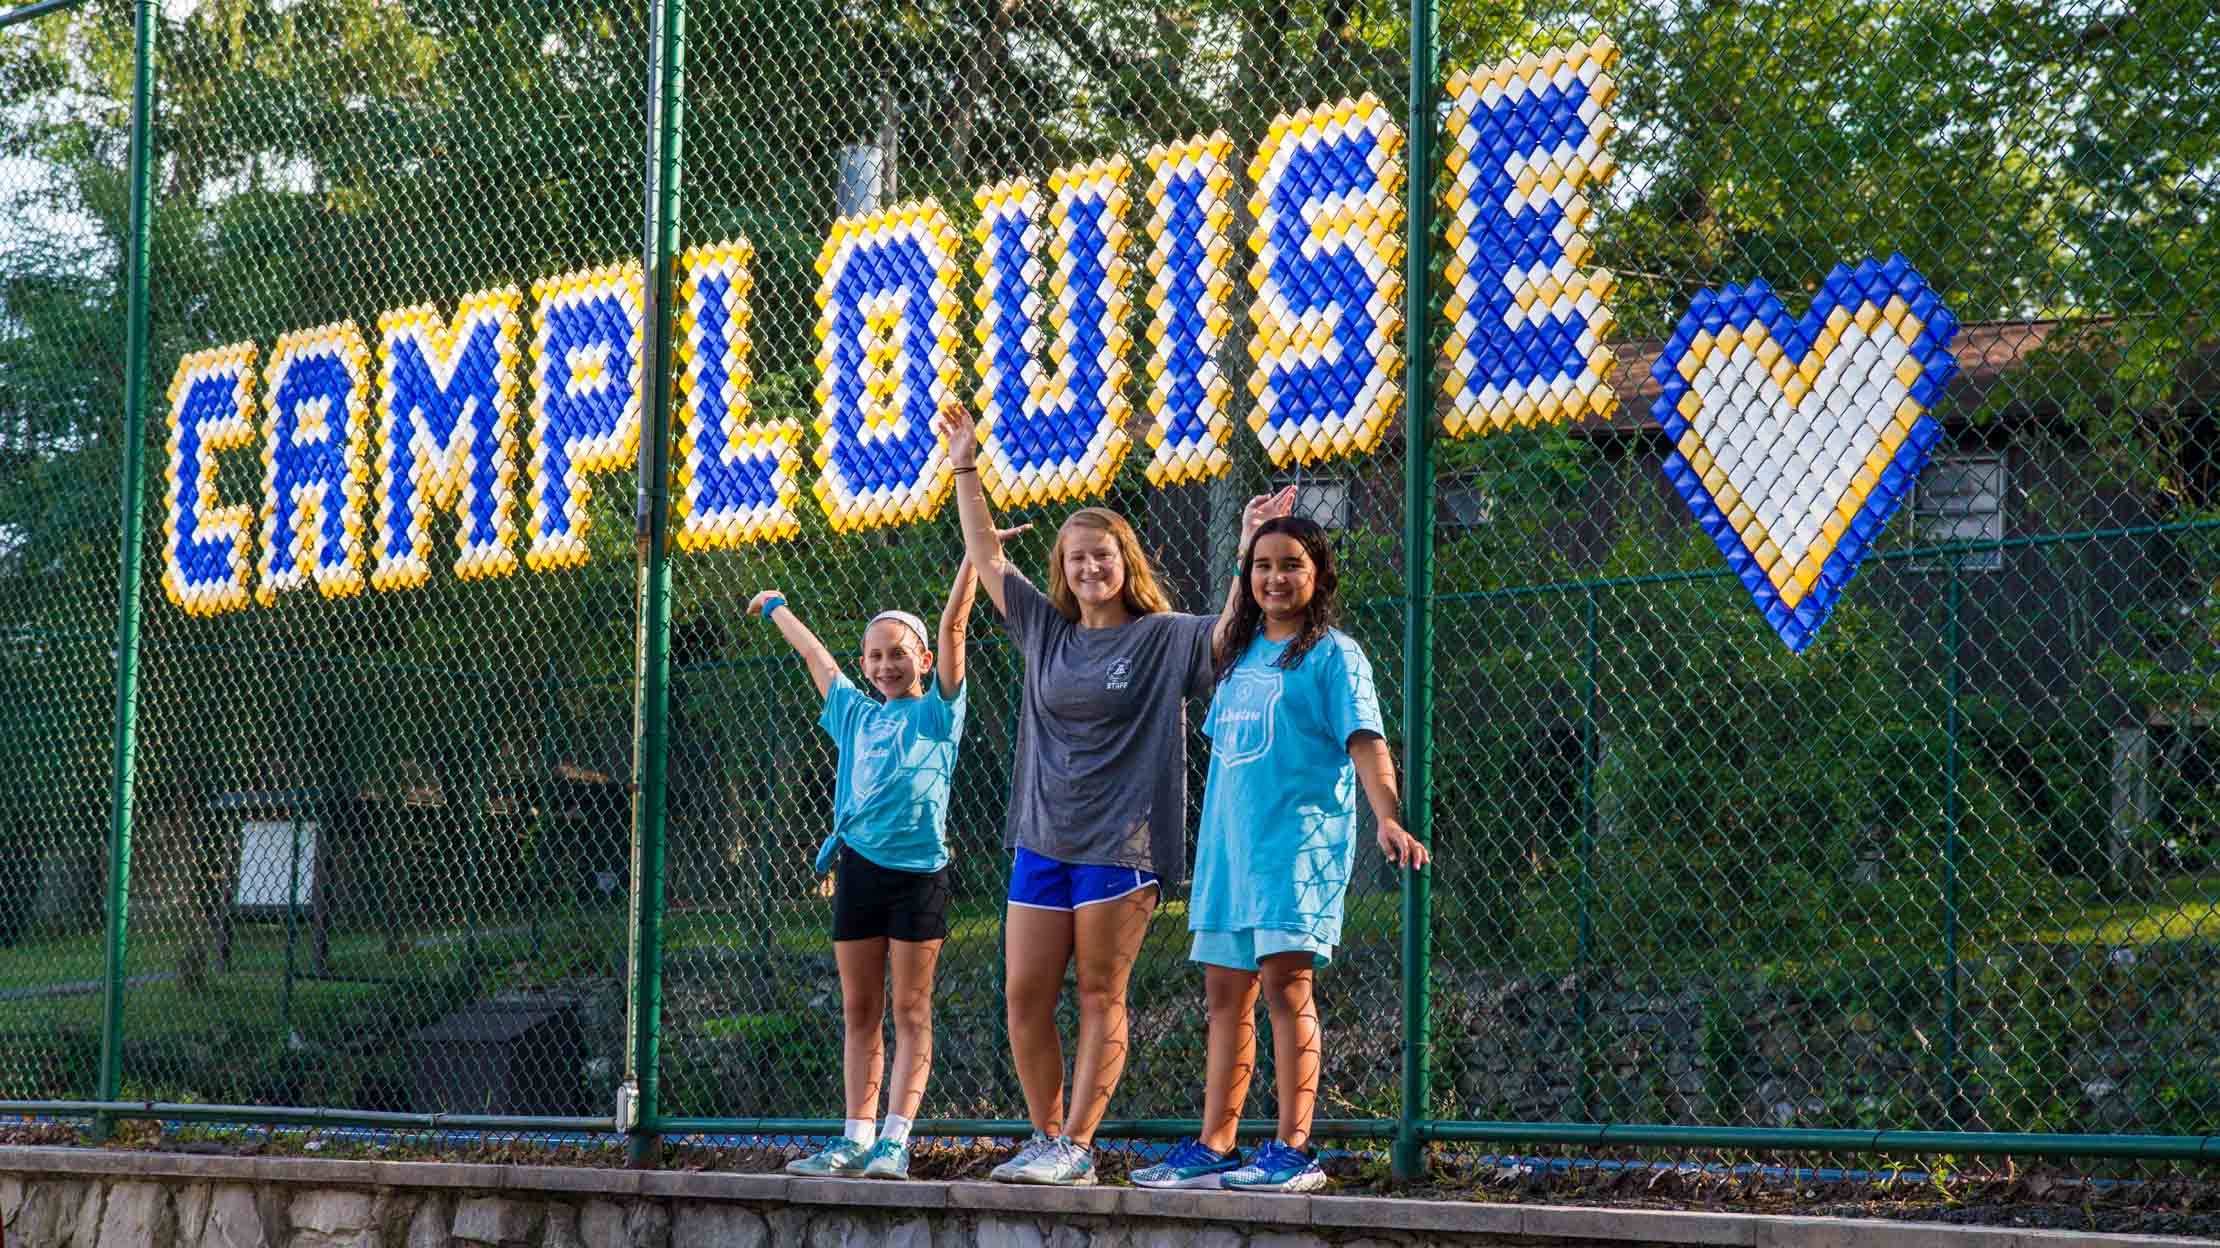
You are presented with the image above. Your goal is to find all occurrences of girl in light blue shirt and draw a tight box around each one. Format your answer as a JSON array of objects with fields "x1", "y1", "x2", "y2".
[
  {"x1": 1132, "y1": 515, "x2": 1430, "y2": 1194},
  {"x1": 744, "y1": 526, "x2": 1022, "y2": 1181}
]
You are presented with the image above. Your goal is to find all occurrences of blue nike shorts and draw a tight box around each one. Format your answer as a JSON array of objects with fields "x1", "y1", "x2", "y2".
[{"x1": 1007, "y1": 847, "x2": 1159, "y2": 912}]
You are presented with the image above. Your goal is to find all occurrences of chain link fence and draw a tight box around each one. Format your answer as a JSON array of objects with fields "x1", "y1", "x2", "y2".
[
  {"x1": 0, "y1": 0, "x2": 128, "y2": 1110},
  {"x1": 1, "y1": 0, "x2": 2215, "y2": 1171}
]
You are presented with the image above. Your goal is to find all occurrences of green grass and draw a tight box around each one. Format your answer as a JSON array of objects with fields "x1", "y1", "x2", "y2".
[
  {"x1": 695, "y1": 1012, "x2": 808, "y2": 1043},
  {"x1": 2029, "y1": 873, "x2": 2220, "y2": 946},
  {"x1": 8, "y1": 975, "x2": 393, "y2": 1041},
  {"x1": 0, "y1": 931, "x2": 105, "y2": 988},
  {"x1": 0, "y1": 920, "x2": 556, "y2": 988},
  {"x1": 4, "y1": 872, "x2": 2209, "y2": 1057},
  {"x1": 0, "y1": 920, "x2": 575, "y2": 1043}
]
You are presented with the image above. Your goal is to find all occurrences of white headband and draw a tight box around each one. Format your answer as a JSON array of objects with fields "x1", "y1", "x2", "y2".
[{"x1": 867, "y1": 610, "x2": 931, "y2": 650}]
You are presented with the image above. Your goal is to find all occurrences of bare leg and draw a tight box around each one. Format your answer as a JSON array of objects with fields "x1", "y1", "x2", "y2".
[
  {"x1": 1065, "y1": 886, "x2": 1156, "y2": 1147},
  {"x1": 883, "y1": 938, "x2": 943, "y2": 1121},
  {"x1": 1259, "y1": 952, "x2": 1320, "y2": 1149},
  {"x1": 1004, "y1": 904, "x2": 1075, "y2": 1138},
  {"x1": 1201, "y1": 964, "x2": 1261, "y2": 1154},
  {"x1": 834, "y1": 938, "x2": 890, "y2": 1122}
]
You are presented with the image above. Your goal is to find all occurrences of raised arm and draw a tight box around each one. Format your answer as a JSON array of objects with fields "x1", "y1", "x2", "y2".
[
  {"x1": 937, "y1": 523, "x2": 1031, "y2": 699},
  {"x1": 1350, "y1": 733, "x2": 1430, "y2": 870},
  {"x1": 747, "y1": 589, "x2": 841, "y2": 699},
  {"x1": 1213, "y1": 485, "x2": 1299, "y2": 648},
  {"x1": 934, "y1": 405, "x2": 1013, "y2": 614}
]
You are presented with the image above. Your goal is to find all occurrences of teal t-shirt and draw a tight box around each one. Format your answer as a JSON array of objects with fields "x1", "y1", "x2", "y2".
[
  {"x1": 814, "y1": 674, "x2": 967, "y2": 875},
  {"x1": 1191, "y1": 630, "x2": 1384, "y2": 941}
]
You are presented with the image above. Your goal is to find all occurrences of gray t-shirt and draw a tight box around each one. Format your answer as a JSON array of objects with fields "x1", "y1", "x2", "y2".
[{"x1": 997, "y1": 570, "x2": 1216, "y2": 880}]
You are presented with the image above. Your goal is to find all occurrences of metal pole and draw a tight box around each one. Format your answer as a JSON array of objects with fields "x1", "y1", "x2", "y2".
[
  {"x1": 0, "y1": 0, "x2": 92, "y2": 31},
  {"x1": 622, "y1": 0, "x2": 686, "y2": 1168},
  {"x1": 280, "y1": 684, "x2": 307, "y2": 1071},
  {"x1": 94, "y1": 0, "x2": 161, "y2": 1135},
  {"x1": 1392, "y1": 0, "x2": 1439, "y2": 1184},
  {"x1": 755, "y1": 712, "x2": 776, "y2": 962},
  {"x1": 533, "y1": 662, "x2": 561, "y2": 965},
  {"x1": 1575, "y1": 587, "x2": 1599, "y2": 1122},
  {"x1": 464, "y1": 705, "x2": 488, "y2": 962},
  {"x1": 1942, "y1": 558, "x2": 1964, "y2": 1127}
]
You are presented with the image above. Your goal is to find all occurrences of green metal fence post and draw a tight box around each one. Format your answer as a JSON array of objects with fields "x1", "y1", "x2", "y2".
[
  {"x1": 1393, "y1": 0, "x2": 1439, "y2": 1184},
  {"x1": 533, "y1": 662, "x2": 561, "y2": 965},
  {"x1": 622, "y1": 0, "x2": 688, "y2": 1169},
  {"x1": 755, "y1": 714, "x2": 777, "y2": 963},
  {"x1": 280, "y1": 681, "x2": 307, "y2": 1074},
  {"x1": 1942, "y1": 557, "x2": 1964, "y2": 1128},
  {"x1": 464, "y1": 701, "x2": 489, "y2": 961},
  {"x1": 1, "y1": 0, "x2": 94, "y2": 28},
  {"x1": 94, "y1": 0, "x2": 162, "y2": 1136},
  {"x1": 1575, "y1": 587, "x2": 1600, "y2": 1122}
]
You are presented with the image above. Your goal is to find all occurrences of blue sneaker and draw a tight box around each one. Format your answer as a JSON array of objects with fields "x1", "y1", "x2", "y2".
[
  {"x1": 1129, "y1": 1139, "x2": 1241, "y2": 1189},
  {"x1": 1223, "y1": 1140, "x2": 1326, "y2": 1193},
  {"x1": 784, "y1": 1137, "x2": 871, "y2": 1177},
  {"x1": 859, "y1": 1138, "x2": 910, "y2": 1180}
]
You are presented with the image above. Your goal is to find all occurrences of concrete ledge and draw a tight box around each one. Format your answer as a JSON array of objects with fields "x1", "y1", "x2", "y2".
[{"x1": 1, "y1": 1146, "x2": 2211, "y2": 1247}]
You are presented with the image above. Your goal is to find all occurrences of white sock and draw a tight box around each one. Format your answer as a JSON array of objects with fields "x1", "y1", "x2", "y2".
[
  {"x1": 844, "y1": 1117, "x2": 876, "y2": 1147},
  {"x1": 880, "y1": 1113, "x2": 914, "y2": 1147}
]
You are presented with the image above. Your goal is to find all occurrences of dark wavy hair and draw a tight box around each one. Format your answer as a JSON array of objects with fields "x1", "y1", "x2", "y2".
[{"x1": 1213, "y1": 515, "x2": 1340, "y2": 684}]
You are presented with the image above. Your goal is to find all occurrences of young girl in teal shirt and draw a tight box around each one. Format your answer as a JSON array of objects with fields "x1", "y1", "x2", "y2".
[
  {"x1": 745, "y1": 527, "x2": 1021, "y2": 1180},
  {"x1": 1132, "y1": 515, "x2": 1430, "y2": 1193}
]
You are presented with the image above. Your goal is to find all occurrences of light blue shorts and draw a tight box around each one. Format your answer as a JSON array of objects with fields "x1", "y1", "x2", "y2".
[{"x1": 1190, "y1": 928, "x2": 1334, "y2": 971}]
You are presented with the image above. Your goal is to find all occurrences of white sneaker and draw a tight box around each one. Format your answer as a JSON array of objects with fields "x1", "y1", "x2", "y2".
[
  {"x1": 988, "y1": 1132, "x2": 1056, "y2": 1182},
  {"x1": 1009, "y1": 1136, "x2": 1096, "y2": 1186}
]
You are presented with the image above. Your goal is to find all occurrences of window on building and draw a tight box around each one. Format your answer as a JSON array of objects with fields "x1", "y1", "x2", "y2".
[
  {"x1": 1437, "y1": 476, "x2": 1496, "y2": 533},
  {"x1": 1271, "y1": 473, "x2": 1352, "y2": 530},
  {"x1": 1912, "y1": 451, "x2": 2005, "y2": 571}
]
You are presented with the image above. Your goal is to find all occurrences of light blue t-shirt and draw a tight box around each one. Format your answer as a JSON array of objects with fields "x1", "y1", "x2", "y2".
[
  {"x1": 1191, "y1": 630, "x2": 1384, "y2": 942},
  {"x1": 814, "y1": 674, "x2": 967, "y2": 875}
]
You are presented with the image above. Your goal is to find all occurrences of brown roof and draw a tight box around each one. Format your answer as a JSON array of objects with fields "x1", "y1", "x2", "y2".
[{"x1": 1577, "y1": 317, "x2": 2206, "y2": 434}]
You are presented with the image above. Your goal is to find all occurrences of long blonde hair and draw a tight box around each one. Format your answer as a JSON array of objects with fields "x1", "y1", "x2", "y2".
[{"x1": 1047, "y1": 507, "x2": 1174, "y2": 621}]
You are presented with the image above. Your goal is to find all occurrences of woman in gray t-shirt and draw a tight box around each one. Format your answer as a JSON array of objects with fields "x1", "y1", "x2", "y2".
[{"x1": 936, "y1": 406, "x2": 1290, "y2": 1186}]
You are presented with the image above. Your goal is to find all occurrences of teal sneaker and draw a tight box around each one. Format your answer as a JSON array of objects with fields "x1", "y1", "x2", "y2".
[
  {"x1": 988, "y1": 1132, "x2": 1055, "y2": 1182},
  {"x1": 1009, "y1": 1136, "x2": 1097, "y2": 1186},
  {"x1": 1223, "y1": 1140, "x2": 1325, "y2": 1193},
  {"x1": 784, "y1": 1137, "x2": 871, "y2": 1177},
  {"x1": 1129, "y1": 1139, "x2": 1240, "y2": 1189},
  {"x1": 859, "y1": 1138, "x2": 910, "y2": 1180}
]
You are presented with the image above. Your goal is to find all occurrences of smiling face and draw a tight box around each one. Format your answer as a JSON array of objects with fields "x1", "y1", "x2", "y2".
[
  {"x1": 1058, "y1": 522, "x2": 1128, "y2": 613},
  {"x1": 1046, "y1": 507, "x2": 1172, "y2": 623},
  {"x1": 859, "y1": 618, "x2": 931, "y2": 699},
  {"x1": 1248, "y1": 531, "x2": 1318, "y2": 627}
]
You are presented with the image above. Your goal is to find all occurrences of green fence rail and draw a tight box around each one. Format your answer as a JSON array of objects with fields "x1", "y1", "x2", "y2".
[{"x1": 3, "y1": 0, "x2": 2217, "y2": 1176}]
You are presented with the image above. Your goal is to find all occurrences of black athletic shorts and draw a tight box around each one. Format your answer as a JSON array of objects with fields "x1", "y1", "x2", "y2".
[{"x1": 832, "y1": 847, "x2": 953, "y2": 943}]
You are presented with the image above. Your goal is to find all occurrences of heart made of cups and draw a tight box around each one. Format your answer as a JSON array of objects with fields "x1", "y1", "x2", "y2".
[{"x1": 1652, "y1": 255, "x2": 1961, "y2": 653}]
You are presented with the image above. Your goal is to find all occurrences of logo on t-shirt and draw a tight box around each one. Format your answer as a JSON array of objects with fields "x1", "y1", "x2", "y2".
[
  {"x1": 852, "y1": 715, "x2": 904, "y2": 800},
  {"x1": 1105, "y1": 657, "x2": 1133, "y2": 691},
  {"x1": 1212, "y1": 666, "x2": 1283, "y2": 766}
]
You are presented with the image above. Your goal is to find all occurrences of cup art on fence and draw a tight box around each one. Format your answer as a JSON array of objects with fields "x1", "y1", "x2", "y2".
[
  {"x1": 1656, "y1": 256, "x2": 1961, "y2": 652},
  {"x1": 676, "y1": 239, "x2": 805, "y2": 549},
  {"x1": 974, "y1": 158, "x2": 1136, "y2": 508},
  {"x1": 372, "y1": 288, "x2": 524, "y2": 589},
  {"x1": 159, "y1": 37, "x2": 1959, "y2": 652},
  {"x1": 1247, "y1": 96, "x2": 1406, "y2": 467}
]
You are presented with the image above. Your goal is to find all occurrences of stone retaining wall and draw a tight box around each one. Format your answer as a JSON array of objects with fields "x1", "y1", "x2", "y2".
[{"x1": 0, "y1": 1147, "x2": 2202, "y2": 1248}]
